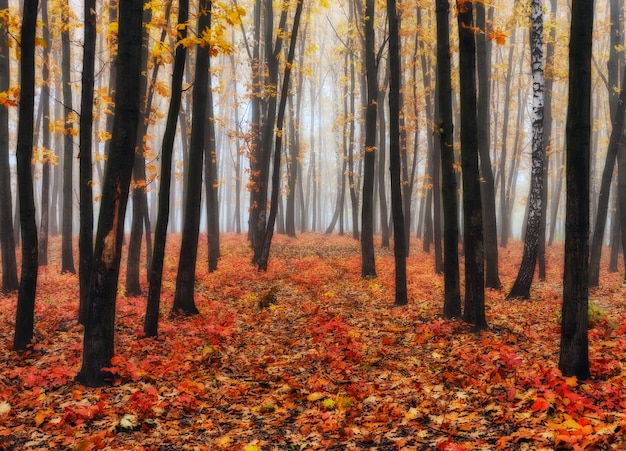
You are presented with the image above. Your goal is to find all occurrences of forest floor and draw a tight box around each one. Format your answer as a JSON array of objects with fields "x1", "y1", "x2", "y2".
[{"x1": 1, "y1": 233, "x2": 625, "y2": 450}]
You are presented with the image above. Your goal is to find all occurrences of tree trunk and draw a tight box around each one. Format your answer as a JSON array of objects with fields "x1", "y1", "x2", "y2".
[
  {"x1": 204, "y1": 44, "x2": 220, "y2": 272},
  {"x1": 588, "y1": 0, "x2": 623, "y2": 287},
  {"x1": 145, "y1": 0, "x2": 188, "y2": 338},
  {"x1": 387, "y1": 0, "x2": 407, "y2": 307},
  {"x1": 77, "y1": 0, "x2": 143, "y2": 386},
  {"x1": 78, "y1": 0, "x2": 97, "y2": 323},
  {"x1": 0, "y1": 0, "x2": 19, "y2": 293},
  {"x1": 360, "y1": 0, "x2": 377, "y2": 278},
  {"x1": 475, "y1": 1, "x2": 501, "y2": 289},
  {"x1": 258, "y1": 0, "x2": 304, "y2": 271},
  {"x1": 61, "y1": 0, "x2": 76, "y2": 274},
  {"x1": 559, "y1": 0, "x2": 592, "y2": 381},
  {"x1": 126, "y1": 6, "x2": 155, "y2": 296},
  {"x1": 13, "y1": 0, "x2": 39, "y2": 351},
  {"x1": 378, "y1": 71, "x2": 390, "y2": 248},
  {"x1": 457, "y1": 0, "x2": 486, "y2": 329},
  {"x1": 172, "y1": 0, "x2": 212, "y2": 315},
  {"x1": 436, "y1": 0, "x2": 461, "y2": 318},
  {"x1": 507, "y1": 0, "x2": 545, "y2": 300}
]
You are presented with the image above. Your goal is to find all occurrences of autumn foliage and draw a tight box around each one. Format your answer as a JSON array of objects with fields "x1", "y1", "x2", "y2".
[{"x1": 1, "y1": 234, "x2": 625, "y2": 449}]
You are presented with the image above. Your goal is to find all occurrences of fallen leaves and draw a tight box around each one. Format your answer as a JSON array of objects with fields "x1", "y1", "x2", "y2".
[{"x1": 0, "y1": 234, "x2": 625, "y2": 449}]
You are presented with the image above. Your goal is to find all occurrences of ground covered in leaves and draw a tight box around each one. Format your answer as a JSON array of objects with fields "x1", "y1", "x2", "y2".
[{"x1": 1, "y1": 234, "x2": 625, "y2": 450}]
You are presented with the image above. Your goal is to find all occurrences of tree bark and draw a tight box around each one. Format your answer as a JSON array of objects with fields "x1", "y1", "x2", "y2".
[
  {"x1": 78, "y1": 0, "x2": 143, "y2": 386},
  {"x1": 145, "y1": 0, "x2": 188, "y2": 337},
  {"x1": 436, "y1": 0, "x2": 461, "y2": 318},
  {"x1": 457, "y1": 0, "x2": 486, "y2": 329},
  {"x1": 507, "y1": 0, "x2": 545, "y2": 300},
  {"x1": 388, "y1": 0, "x2": 407, "y2": 306},
  {"x1": 13, "y1": 0, "x2": 39, "y2": 351},
  {"x1": 172, "y1": 0, "x2": 212, "y2": 315},
  {"x1": 559, "y1": 0, "x2": 592, "y2": 381},
  {"x1": 61, "y1": 0, "x2": 76, "y2": 274},
  {"x1": 258, "y1": 0, "x2": 304, "y2": 271},
  {"x1": 0, "y1": 0, "x2": 19, "y2": 293},
  {"x1": 361, "y1": 0, "x2": 377, "y2": 278},
  {"x1": 78, "y1": 0, "x2": 97, "y2": 323},
  {"x1": 475, "y1": 1, "x2": 501, "y2": 288}
]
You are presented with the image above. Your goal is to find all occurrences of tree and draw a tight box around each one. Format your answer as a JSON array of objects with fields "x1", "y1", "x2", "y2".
[
  {"x1": 588, "y1": 0, "x2": 622, "y2": 287},
  {"x1": 172, "y1": 0, "x2": 212, "y2": 314},
  {"x1": 0, "y1": 0, "x2": 19, "y2": 293},
  {"x1": 559, "y1": 0, "x2": 592, "y2": 380},
  {"x1": 435, "y1": 0, "x2": 461, "y2": 319},
  {"x1": 78, "y1": 0, "x2": 144, "y2": 386},
  {"x1": 387, "y1": 0, "x2": 407, "y2": 307},
  {"x1": 507, "y1": 0, "x2": 545, "y2": 300},
  {"x1": 475, "y1": 1, "x2": 500, "y2": 289},
  {"x1": 61, "y1": 0, "x2": 76, "y2": 275},
  {"x1": 457, "y1": 0, "x2": 486, "y2": 329},
  {"x1": 78, "y1": 0, "x2": 97, "y2": 323},
  {"x1": 145, "y1": 0, "x2": 189, "y2": 337},
  {"x1": 13, "y1": 0, "x2": 39, "y2": 351},
  {"x1": 360, "y1": 0, "x2": 377, "y2": 278},
  {"x1": 258, "y1": 0, "x2": 305, "y2": 271},
  {"x1": 38, "y1": 0, "x2": 53, "y2": 268}
]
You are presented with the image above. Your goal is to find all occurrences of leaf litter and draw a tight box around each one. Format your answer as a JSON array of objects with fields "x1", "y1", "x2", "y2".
[{"x1": 0, "y1": 234, "x2": 625, "y2": 450}]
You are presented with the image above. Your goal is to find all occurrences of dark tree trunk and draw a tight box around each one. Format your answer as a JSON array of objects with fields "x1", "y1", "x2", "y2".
[
  {"x1": 378, "y1": 71, "x2": 390, "y2": 248},
  {"x1": 258, "y1": 0, "x2": 304, "y2": 271},
  {"x1": 145, "y1": 0, "x2": 188, "y2": 338},
  {"x1": 126, "y1": 6, "x2": 154, "y2": 296},
  {"x1": 507, "y1": 0, "x2": 545, "y2": 300},
  {"x1": 388, "y1": 0, "x2": 407, "y2": 307},
  {"x1": 436, "y1": 0, "x2": 461, "y2": 318},
  {"x1": 457, "y1": 0, "x2": 486, "y2": 329},
  {"x1": 589, "y1": 0, "x2": 623, "y2": 287},
  {"x1": 0, "y1": 0, "x2": 19, "y2": 293},
  {"x1": 559, "y1": 0, "x2": 592, "y2": 381},
  {"x1": 38, "y1": 0, "x2": 52, "y2": 268},
  {"x1": 361, "y1": 0, "x2": 377, "y2": 278},
  {"x1": 204, "y1": 50, "x2": 220, "y2": 272},
  {"x1": 13, "y1": 0, "x2": 39, "y2": 351},
  {"x1": 61, "y1": 0, "x2": 75, "y2": 274},
  {"x1": 539, "y1": 0, "x2": 557, "y2": 280},
  {"x1": 77, "y1": 0, "x2": 143, "y2": 386},
  {"x1": 172, "y1": 0, "x2": 212, "y2": 315},
  {"x1": 78, "y1": 0, "x2": 97, "y2": 324},
  {"x1": 475, "y1": 1, "x2": 501, "y2": 289}
]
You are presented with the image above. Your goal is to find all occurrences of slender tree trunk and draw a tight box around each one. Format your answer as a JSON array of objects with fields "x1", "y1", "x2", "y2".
[
  {"x1": 145, "y1": 0, "x2": 188, "y2": 338},
  {"x1": 539, "y1": 0, "x2": 557, "y2": 280},
  {"x1": 476, "y1": 1, "x2": 501, "y2": 288},
  {"x1": 388, "y1": 0, "x2": 407, "y2": 306},
  {"x1": 559, "y1": 0, "x2": 592, "y2": 381},
  {"x1": 126, "y1": 6, "x2": 154, "y2": 296},
  {"x1": 436, "y1": 0, "x2": 461, "y2": 318},
  {"x1": 78, "y1": 0, "x2": 96, "y2": 323},
  {"x1": 61, "y1": 0, "x2": 75, "y2": 274},
  {"x1": 0, "y1": 0, "x2": 19, "y2": 293},
  {"x1": 172, "y1": 0, "x2": 212, "y2": 314},
  {"x1": 378, "y1": 71, "x2": 390, "y2": 248},
  {"x1": 507, "y1": 0, "x2": 545, "y2": 300},
  {"x1": 360, "y1": 0, "x2": 377, "y2": 278},
  {"x1": 204, "y1": 42, "x2": 220, "y2": 272},
  {"x1": 38, "y1": 0, "x2": 52, "y2": 268},
  {"x1": 13, "y1": 0, "x2": 39, "y2": 351},
  {"x1": 457, "y1": 0, "x2": 486, "y2": 329},
  {"x1": 589, "y1": 0, "x2": 623, "y2": 287},
  {"x1": 258, "y1": 0, "x2": 304, "y2": 271}
]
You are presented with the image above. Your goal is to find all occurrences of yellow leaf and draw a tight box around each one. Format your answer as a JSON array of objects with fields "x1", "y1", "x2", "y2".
[
  {"x1": 35, "y1": 410, "x2": 46, "y2": 427},
  {"x1": 0, "y1": 402, "x2": 10, "y2": 416},
  {"x1": 307, "y1": 392, "x2": 325, "y2": 401},
  {"x1": 562, "y1": 418, "x2": 582, "y2": 430}
]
